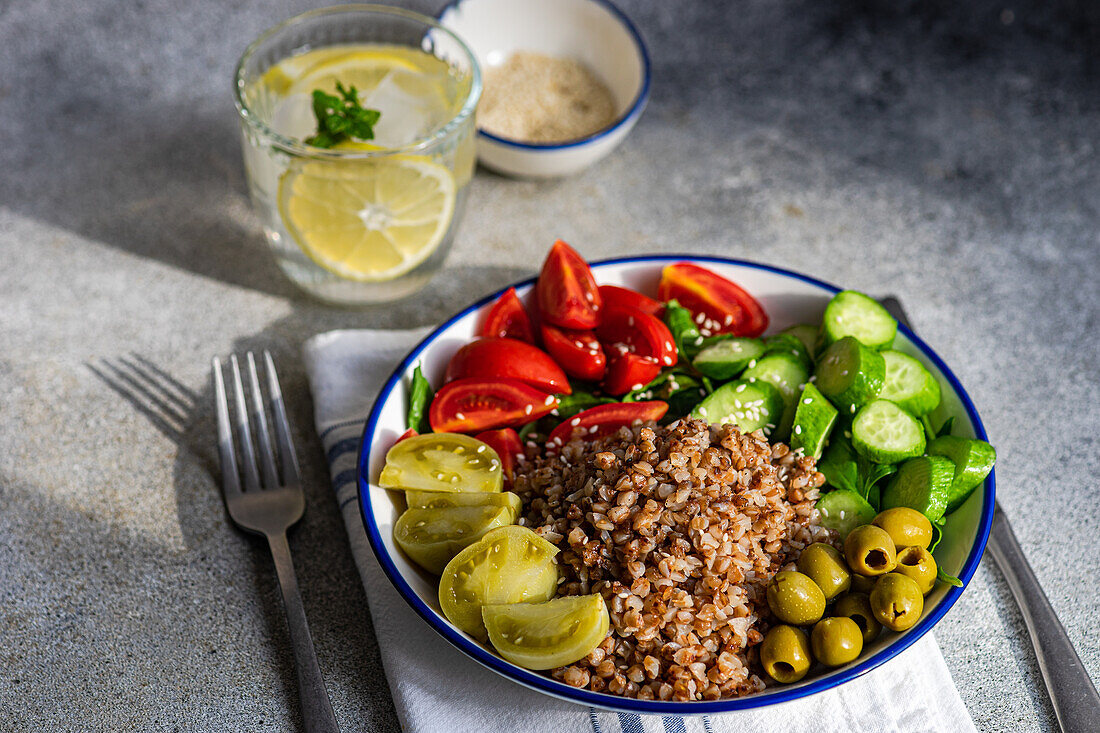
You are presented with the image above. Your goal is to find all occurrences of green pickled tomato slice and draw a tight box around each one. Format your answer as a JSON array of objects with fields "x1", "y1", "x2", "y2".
[
  {"x1": 482, "y1": 593, "x2": 610, "y2": 670},
  {"x1": 393, "y1": 505, "x2": 514, "y2": 575},
  {"x1": 405, "y1": 490, "x2": 522, "y2": 518},
  {"x1": 379, "y1": 433, "x2": 502, "y2": 493},
  {"x1": 438, "y1": 526, "x2": 559, "y2": 640}
]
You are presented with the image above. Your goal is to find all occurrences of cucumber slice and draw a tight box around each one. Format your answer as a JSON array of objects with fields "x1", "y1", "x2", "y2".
[
  {"x1": 851, "y1": 399, "x2": 926, "y2": 464},
  {"x1": 823, "y1": 291, "x2": 897, "y2": 350},
  {"x1": 693, "y1": 337, "x2": 765, "y2": 380},
  {"x1": 782, "y1": 324, "x2": 820, "y2": 356},
  {"x1": 743, "y1": 353, "x2": 811, "y2": 441},
  {"x1": 881, "y1": 456, "x2": 955, "y2": 522},
  {"x1": 790, "y1": 383, "x2": 838, "y2": 459},
  {"x1": 691, "y1": 379, "x2": 784, "y2": 437},
  {"x1": 815, "y1": 336, "x2": 885, "y2": 411},
  {"x1": 927, "y1": 436, "x2": 996, "y2": 513},
  {"x1": 879, "y1": 351, "x2": 941, "y2": 416},
  {"x1": 816, "y1": 489, "x2": 877, "y2": 540},
  {"x1": 764, "y1": 332, "x2": 813, "y2": 370}
]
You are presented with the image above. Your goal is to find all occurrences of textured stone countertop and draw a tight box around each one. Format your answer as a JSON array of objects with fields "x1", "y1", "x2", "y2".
[{"x1": 2, "y1": 0, "x2": 1098, "y2": 730}]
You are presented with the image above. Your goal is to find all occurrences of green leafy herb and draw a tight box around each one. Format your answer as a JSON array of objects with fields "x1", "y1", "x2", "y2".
[
  {"x1": 818, "y1": 439, "x2": 861, "y2": 495},
  {"x1": 407, "y1": 365, "x2": 433, "y2": 433},
  {"x1": 553, "y1": 390, "x2": 615, "y2": 420},
  {"x1": 928, "y1": 523, "x2": 943, "y2": 553},
  {"x1": 937, "y1": 567, "x2": 963, "y2": 588},
  {"x1": 305, "y1": 82, "x2": 381, "y2": 148},
  {"x1": 818, "y1": 436, "x2": 897, "y2": 508},
  {"x1": 922, "y1": 414, "x2": 956, "y2": 443}
]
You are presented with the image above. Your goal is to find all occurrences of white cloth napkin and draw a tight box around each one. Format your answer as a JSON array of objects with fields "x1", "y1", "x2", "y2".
[{"x1": 303, "y1": 329, "x2": 976, "y2": 733}]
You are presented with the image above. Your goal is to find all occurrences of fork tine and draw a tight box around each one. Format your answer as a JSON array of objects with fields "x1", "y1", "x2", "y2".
[
  {"x1": 247, "y1": 352, "x2": 280, "y2": 488},
  {"x1": 264, "y1": 350, "x2": 301, "y2": 485},
  {"x1": 211, "y1": 358, "x2": 241, "y2": 499},
  {"x1": 230, "y1": 354, "x2": 262, "y2": 491}
]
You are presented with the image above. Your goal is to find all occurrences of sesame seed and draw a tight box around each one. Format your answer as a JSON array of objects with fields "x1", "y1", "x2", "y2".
[
  {"x1": 544, "y1": 395, "x2": 555, "y2": 405},
  {"x1": 525, "y1": 404, "x2": 533, "y2": 415},
  {"x1": 455, "y1": 412, "x2": 465, "y2": 420},
  {"x1": 571, "y1": 417, "x2": 581, "y2": 426},
  {"x1": 803, "y1": 398, "x2": 812, "y2": 405},
  {"x1": 794, "y1": 425, "x2": 802, "y2": 435}
]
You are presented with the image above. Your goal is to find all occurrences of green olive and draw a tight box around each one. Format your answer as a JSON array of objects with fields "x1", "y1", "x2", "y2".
[
  {"x1": 844, "y1": 525, "x2": 898, "y2": 576},
  {"x1": 833, "y1": 593, "x2": 882, "y2": 645},
  {"x1": 870, "y1": 573, "x2": 925, "y2": 631},
  {"x1": 767, "y1": 571, "x2": 826, "y2": 626},
  {"x1": 811, "y1": 617, "x2": 864, "y2": 667},
  {"x1": 895, "y1": 545, "x2": 937, "y2": 594},
  {"x1": 873, "y1": 507, "x2": 933, "y2": 550},
  {"x1": 849, "y1": 573, "x2": 876, "y2": 595},
  {"x1": 759, "y1": 625, "x2": 812, "y2": 683},
  {"x1": 797, "y1": 543, "x2": 851, "y2": 601}
]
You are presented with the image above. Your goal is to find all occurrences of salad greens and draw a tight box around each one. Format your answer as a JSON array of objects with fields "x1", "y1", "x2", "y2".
[{"x1": 407, "y1": 365, "x2": 433, "y2": 433}]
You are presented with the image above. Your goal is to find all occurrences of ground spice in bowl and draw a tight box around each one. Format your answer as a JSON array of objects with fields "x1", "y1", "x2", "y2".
[{"x1": 478, "y1": 51, "x2": 617, "y2": 144}]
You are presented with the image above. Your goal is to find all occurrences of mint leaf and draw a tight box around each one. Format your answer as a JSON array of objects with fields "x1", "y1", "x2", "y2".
[{"x1": 305, "y1": 82, "x2": 381, "y2": 148}]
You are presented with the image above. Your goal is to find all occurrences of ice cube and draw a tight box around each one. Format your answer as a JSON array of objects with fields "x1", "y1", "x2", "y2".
[{"x1": 362, "y1": 70, "x2": 449, "y2": 148}]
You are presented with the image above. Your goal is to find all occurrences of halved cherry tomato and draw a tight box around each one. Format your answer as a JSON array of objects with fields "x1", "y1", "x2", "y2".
[
  {"x1": 602, "y1": 352, "x2": 661, "y2": 396},
  {"x1": 394, "y1": 428, "x2": 418, "y2": 447},
  {"x1": 657, "y1": 263, "x2": 769, "y2": 337},
  {"x1": 444, "y1": 337, "x2": 571, "y2": 395},
  {"x1": 598, "y1": 285, "x2": 663, "y2": 317},
  {"x1": 474, "y1": 428, "x2": 524, "y2": 482},
  {"x1": 540, "y1": 324, "x2": 606, "y2": 382},
  {"x1": 547, "y1": 401, "x2": 668, "y2": 449},
  {"x1": 595, "y1": 305, "x2": 678, "y2": 369},
  {"x1": 480, "y1": 287, "x2": 536, "y2": 343},
  {"x1": 430, "y1": 378, "x2": 559, "y2": 432},
  {"x1": 536, "y1": 240, "x2": 602, "y2": 330}
]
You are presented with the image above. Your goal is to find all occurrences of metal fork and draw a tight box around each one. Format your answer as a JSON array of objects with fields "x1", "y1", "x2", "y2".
[
  {"x1": 881, "y1": 297, "x2": 1100, "y2": 733},
  {"x1": 212, "y1": 352, "x2": 340, "y2": 733}
]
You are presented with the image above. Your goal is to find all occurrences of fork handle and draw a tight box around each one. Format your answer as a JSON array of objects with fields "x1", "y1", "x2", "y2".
[
  {"x1": 267, "y1": 532, "x2": 341, "y2": 733},
  {"x1": 987, "y1": 504, "x2": 1100, "y2": 732}
]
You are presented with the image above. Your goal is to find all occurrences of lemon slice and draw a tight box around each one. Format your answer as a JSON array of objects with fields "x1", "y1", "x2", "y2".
[
  {"x1": 278, "y1": 154, "x2": 455, "y2": 282},
  {"x1": 288, "y1": 49, "x2": 423, "y2": 97}
]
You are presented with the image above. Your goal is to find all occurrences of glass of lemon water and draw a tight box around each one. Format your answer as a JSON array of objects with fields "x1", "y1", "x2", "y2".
[{"x1": 234, "y1": 5, "x2": 481, "y2": 304}]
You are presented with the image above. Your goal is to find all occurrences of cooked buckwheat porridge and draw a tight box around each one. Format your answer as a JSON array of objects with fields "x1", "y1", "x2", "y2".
[{"x1": 513, "y1": 418, "x2": 833, "y2": 701}]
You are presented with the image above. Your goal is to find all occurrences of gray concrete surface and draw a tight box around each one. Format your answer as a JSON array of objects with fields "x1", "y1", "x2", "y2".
[{"x1": 2, "y1": 0, "x2": 1098, "y2": 730}]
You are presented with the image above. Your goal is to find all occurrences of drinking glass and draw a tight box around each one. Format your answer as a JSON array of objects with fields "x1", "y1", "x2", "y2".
[{"x1": 234, "y1": 5, "x2": 481, "y2": 304}]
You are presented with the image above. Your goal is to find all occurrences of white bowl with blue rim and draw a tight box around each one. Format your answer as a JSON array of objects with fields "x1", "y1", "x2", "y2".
[
  {"x1": 437, "y1": 0, "x2": 651, "y2": 178},
  {"x1": 357, "y1": 255, "x2": 995, "y2": 714}
]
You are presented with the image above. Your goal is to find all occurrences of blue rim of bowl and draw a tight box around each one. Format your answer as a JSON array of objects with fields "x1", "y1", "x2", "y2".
[
  {"x1": 356, "y1": 254, "x2": 995, "y2": 714},
  {"x1": 436, "y1": 0, "x2": 652, "y2": 151}
]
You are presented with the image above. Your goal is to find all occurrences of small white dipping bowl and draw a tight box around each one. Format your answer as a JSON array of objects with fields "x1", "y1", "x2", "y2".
[{"x1": 438, "y1": 0, "x2": 651, "y2": 178}]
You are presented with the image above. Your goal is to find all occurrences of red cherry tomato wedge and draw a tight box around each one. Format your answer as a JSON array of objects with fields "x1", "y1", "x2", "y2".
[
  {"x1": 595, "y1": 305, "x2": 678, "y2": 369},
  {"x1": 474, "y1": 428, "x2": 523, "y2": 482},
  {"x1": 394, "y1": 428, "x2": 418, "y2": 447},
  {"x1": 444, "y1": 337, "x2": 571, "y2": 395},
  {"x1": 598, "y1": 285, "x2": 663, "y2": 317},
  {"x1": 657, "y1": 263, "x2": 769, "y2": 337},
  {"x1": 540, "y1": 324, "x2": 606, "y2": 382},
  {"x1": 536, "y1": 240, "x2": 602, "y2": 329},
  {"x1": 547, "y1": 401, "x2": 669, "y2": 449},
  {"x1": 602, "y1": 352, "x2": 661, "y2": 396},
  {"x1": 430, "y1": 378, "x2": 558, "y2": 432},
  {"x1": 479, "y1": 287, "x2": 536, "y2": 343}
]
